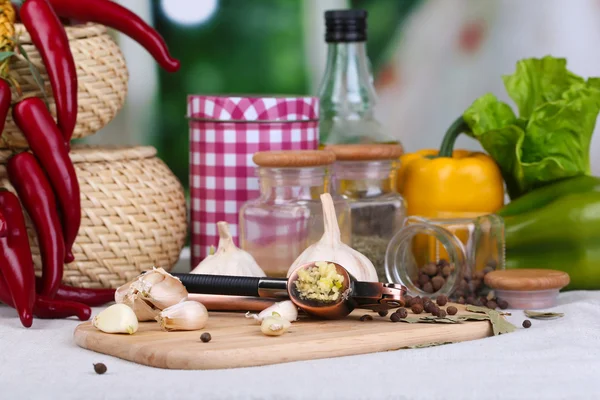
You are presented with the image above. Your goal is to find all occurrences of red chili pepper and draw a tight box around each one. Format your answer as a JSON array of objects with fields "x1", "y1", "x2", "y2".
[
  {"x1": 0, "y1": 209, "x2": 6, "y2": 238},
  {"x1": 13, "y1": 97, "x2": 80, "y2": 264},
  {"x1": 20, "y1": 0, "x2": 78, "y2": 143},
  {"x1": 0, "y1": 79, "x2": 12, "y2": 140},
  {"x1": 35, "y1": 277, "x2": 115, "y2": 307},
  {"x1": 8, "y1": 152, "x2": 65, "y2": 297},
  {"x1": 0, "y1": 190, "x2": 36, "y2": 328},
  {"x1": 0, "y1": 276, "x2": 91, "y2": 321},
  {"x1": 47, "y1": 0, "x2": 180, "y2": 72}
]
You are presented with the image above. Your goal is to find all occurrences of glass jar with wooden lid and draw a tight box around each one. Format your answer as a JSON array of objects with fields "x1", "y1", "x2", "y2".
[
  {"x1": 326, "y1": 144, "x2": 406, "y2": 281},
  {"x1": 239, "y1": 150, "x2": 351, "y2": 278}
]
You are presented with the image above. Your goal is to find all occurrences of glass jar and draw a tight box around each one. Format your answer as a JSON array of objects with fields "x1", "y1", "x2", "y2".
[
  {"x1": 327, "y1": 144, "x2": 406, "y2": 281},
  {"x1": 385, "y1": 214, "x2": 505, "y2": 301},
  {"x1": 239, "y1": 150, "x2": 351, "y2": 278}
]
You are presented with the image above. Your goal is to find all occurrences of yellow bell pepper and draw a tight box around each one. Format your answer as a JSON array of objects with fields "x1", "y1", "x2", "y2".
[
  {"x1": 397, "y1": 118, "x2": 505, "y2": 267},
  {"x1": 398, "y1": 149, "x2": 505, "y2": 218}
]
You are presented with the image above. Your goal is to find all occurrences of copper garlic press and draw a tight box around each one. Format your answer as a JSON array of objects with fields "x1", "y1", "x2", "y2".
[{"x1": 173, "y1": 262, "x2": 406, "y2": 319}]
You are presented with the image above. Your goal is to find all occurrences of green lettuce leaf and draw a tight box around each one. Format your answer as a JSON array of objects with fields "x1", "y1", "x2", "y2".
[{"x1": 463, "y1": 56, "x2": 600, "y2": 199}]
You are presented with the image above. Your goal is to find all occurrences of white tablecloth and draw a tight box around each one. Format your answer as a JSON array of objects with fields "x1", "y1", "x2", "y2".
[{"x1": 1, "y1": 290, "x2": 599, "y2": 400}]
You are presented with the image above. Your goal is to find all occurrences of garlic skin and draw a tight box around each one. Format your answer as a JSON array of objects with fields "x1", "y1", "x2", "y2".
[
  {"x1": 156, "y1": 301, "x2": 209, "y2": 332},
  {"x1": 287, "y1": 193, "x2": 378, "y2": 282},
  {"x1": 246, "y1": 300, "x2": 298, "y2": 323},
  {"x1": 260, "y1": 315, "x2": 291, "y2": 336},
  {"x1": 115, "y1": 267, "x2": 188, "y2": 321},
  {"x1": 93, "y1": 304, "x2": 139, "y2": 335},
  {"x1": 191, "y1": 221, "x2": 266, "y2": 277}
]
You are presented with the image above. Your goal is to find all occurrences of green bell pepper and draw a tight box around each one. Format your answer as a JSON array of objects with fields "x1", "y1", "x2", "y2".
[{"x1": 501, "y1": 186, "x2": 600, "y2": 290}]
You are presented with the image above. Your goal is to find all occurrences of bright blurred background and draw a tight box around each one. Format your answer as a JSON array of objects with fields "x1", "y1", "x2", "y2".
[{"x1": 87, "y1": 0, "x2": 600, "y2": 193}]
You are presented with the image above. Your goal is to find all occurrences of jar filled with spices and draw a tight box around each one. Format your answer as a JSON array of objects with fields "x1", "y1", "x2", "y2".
[
  {"x1": 239, "y1": 150, "x2": 351, "y2": 278},
  {"x1": 326, "y1": 144, "x2": 406, "y2": 281},
  {"x1": 385, "y1": 215, "x2": 505, "y2": 303}
]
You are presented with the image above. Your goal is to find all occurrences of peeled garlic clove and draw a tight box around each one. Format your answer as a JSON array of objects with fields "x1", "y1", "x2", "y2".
[
  {"x1": 93, "y1": 304, "x2": 139, "y2": 335},
  {"x1": 246, "y1": 300, "x2": 298, "y2": 323},
  {"x1": 191, "y1": 221, "x2": 266, "y2": 277},
  {"x1": 260, "y1": 315, "x2": 291, "y2": 336},
  {"x1": 156, "y1": 301, "x2": 209, "y2": 332},
  {"x1": 287, "y1": 193, "x2": 378, "y2": 282}
]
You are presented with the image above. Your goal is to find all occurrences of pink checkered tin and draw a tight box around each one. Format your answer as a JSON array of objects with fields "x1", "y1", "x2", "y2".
[{"x1": 187, "y1": 95, "x2": 319, "y2": 267}]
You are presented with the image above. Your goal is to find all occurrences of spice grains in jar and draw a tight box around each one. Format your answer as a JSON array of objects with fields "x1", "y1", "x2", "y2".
[{"x1": 326, "y1": 144, "x2": 406, "y2": 281}]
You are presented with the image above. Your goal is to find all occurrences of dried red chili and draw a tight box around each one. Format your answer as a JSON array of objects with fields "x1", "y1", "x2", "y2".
[
  {"x1": 12, "y1": 97, "x2": 81, "y2": 264},
  {"x1": 0, "y1": 79, "x2": 11, "y2": 142},
  {"x1": 47, "y1": 0, "x2": 180, "y2": 72},
  {"x1": 0, "y1": 190, "x2": 36, "y2": 328},
  {"x1": 8, "y1": 152, "x2": 65, "y2": 297},
  {"x1": 20, "y1": 0, "x2": 78, "y2": 143}
]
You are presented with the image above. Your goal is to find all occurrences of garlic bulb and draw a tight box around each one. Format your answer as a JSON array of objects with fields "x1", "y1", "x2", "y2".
[
  {"x1": 115, "y1": 267, "x2": 188, "y2": 321},
  {"x1": 191, "y1": 221, "x2": 266, "y2": 277},
  {"x1": 287, "y1": 193, "x2": 378, "y2": 282},
  {"x1": 260, "y1": 314, "x2": 291, "y2": 336},
  {"x1": 156, "y1": 301, "x2": 209, "y2": 332},
  {"x1": 246, "y1": 300, "x2": 298, "y2": 323},
  {"x1": 93, "y1": 304, "x2": 139, "y2": 335}
]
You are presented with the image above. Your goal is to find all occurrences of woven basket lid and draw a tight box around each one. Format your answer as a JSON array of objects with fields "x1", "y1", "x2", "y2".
[
  {"x1": 187, "y1": 95, "x2": 319, "y2": 122},
  {"x1": 0, "y1": 145, "x2": 156, "y2": 164},
  {"x1": 253, "y1": 150, "x2": 335, "y2": 167}
]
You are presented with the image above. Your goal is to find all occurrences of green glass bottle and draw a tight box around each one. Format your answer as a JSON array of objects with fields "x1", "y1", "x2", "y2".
[{"x1": 317, "y1": 9, "x2": 397, "y2": 145}]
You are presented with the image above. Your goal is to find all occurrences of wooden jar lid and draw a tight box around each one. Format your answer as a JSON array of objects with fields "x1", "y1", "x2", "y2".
[
  {"x1": 484, "y1": 269, "x2": 570, "y2": 291},
  {"x1": 252, "y1": 150, "x2": 336, "y2": 167},
  {"x1": 324, "y1": 144, "x2": 403, "y2": 161}
]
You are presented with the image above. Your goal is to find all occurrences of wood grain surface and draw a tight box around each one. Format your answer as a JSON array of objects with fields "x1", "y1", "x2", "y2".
[{"x1": 74, "y1": 304, "x2": 493, "y2": 370}]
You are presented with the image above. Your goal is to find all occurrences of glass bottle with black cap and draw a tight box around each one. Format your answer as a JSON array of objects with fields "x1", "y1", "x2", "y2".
[{"x1": 317, "y1": 9, "x2": 397, "y2": 145}]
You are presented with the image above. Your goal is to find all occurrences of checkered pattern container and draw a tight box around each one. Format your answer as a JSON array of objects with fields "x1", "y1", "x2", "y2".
[{"x1": 187, "y1": 95, "x2": 319, "y2": 267}]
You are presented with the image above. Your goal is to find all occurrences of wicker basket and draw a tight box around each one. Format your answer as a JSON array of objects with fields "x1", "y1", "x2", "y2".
[
  {"x1": 0, "y1": 23, "x2": 129, "y2": 149},
  {"x1": 0, "y1": 145, "x2": 187, "y2": 288}
]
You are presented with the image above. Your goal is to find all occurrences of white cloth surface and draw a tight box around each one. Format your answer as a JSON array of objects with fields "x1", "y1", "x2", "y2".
[{"x1": 1, "y1": 291, "x2": 599, "y2": 400}]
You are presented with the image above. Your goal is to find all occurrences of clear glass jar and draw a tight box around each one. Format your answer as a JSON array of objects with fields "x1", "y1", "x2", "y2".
[
  {"x1": 385, "y1": 215, "x2": 505, "y2": 301},
  {"x1": 328, "y1": 144, "x2": 406, "y2": 281},
  {"x1": 239, "y1": 151, "x2": 351, "y2": 278}
]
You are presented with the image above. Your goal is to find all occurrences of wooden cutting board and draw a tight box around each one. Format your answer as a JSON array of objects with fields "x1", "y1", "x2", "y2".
[{"x1": 74, "y1": 304, "x2": 493, "y2": 370}]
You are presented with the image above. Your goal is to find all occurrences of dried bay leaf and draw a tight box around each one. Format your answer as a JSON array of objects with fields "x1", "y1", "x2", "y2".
[
  {"x1": 524, "y1": 310, "x2": 564, "y2": 320},
  {"x1": 405, "y1": 341, "x2": 455, "y2": 349},
  {"x1": 466, "y1": 305, "x2": 516, "y2": 335}
]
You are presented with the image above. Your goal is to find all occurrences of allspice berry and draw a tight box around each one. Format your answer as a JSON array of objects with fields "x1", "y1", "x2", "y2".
[
  {"x1": 200, "y1": 332, "x2": 212, "y2": 342},
  {"x1": 396, "y1": 308, "x2": 408, "y2": 319},
  {"x1": 497, "y1": 299, "x2": 509, "y2": 310},
  {"x1": 446, "y1": 306, "x2": 458, "y2": 315},
  {"x1": 436, "y1": 295, "x2": 448, "y2": 306},
  {"x1": 522, "y1": 320, "x2": 532, "y2": 329},
  {"x1": 360, "y1": 314, "x2": 373, "y2": 322},
  {"x1": 486, "y1": 300, "x2": 498, "y2": 310},
  {"x1": 378, "y1": 310, "x2": 389, "y2": 317},
  {"x1": 422, "y1": 262, "x2": 438, "y2": 277},
  {"x1": 411, "y1": 303, "x2": 424, "y2": 314},
  {"x1": 93, "y1": 363, "x2": 107, "y2": 375},
  {"x1": 390, "y1": 313, "x2": 401, "y2": 323},
  {"x1": 418, "y1": 274, "x2": 430, "y2": 286},
  {"x1": 437, "y1": 309, "x2": 447, "y2": 318},
  {"x1": 422, "y1": 282, "x2": 434, "y2": 293},
  {"x1": 442, "y1": 265, "x2": 452, "y2": 277}
]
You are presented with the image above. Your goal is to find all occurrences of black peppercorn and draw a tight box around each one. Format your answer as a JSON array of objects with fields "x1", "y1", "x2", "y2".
[
  {"x1": 522, "y1": 320, "x2": 532, "y2": 328},
  {"x1": 497, "y1": 299, "x2": 509, "y2": 309},
  {"x1": 446, "y1": 306, "x2": 458, "y2": 315},
  {"x1": 411, "y1": 303, "x2": 424, "y2": 314},
  {"x1": 422, "y1": 282, "x2": 434, "y2": 293},
  {"x1": 360, "y1": 314, "x2": 374, "y2": 321},
  {"x1": 431, "y1": 276, "x2": 445, "y2": 291},
  {"x1": 436, "y1": 295, "x2": 448, "y2": 306},
  {"x1": 486, "y1": 300, "x2": 498, "y2": 310},
  {"x1": 378, "y1": 310, "x2": 389, "y2": 317},
  {"x1": 93, "y1": 363, "x2": 107, "y2": 375},
  {"x1": 200, "y1": 332, "x2": 212, "y2": 342},
  {"x1": 396, "y1": 308, "x2": 408, "y2": 319},
  {"x1": 390, "y1": 313, "x2": 401, "y2": 322},
  {"x1": 437, "y1": 309, "x2": 447, "y2": 318}
]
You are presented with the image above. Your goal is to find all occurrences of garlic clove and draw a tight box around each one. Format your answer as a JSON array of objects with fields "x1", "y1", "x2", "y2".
[
  {"x1": 122, "y1": 293, "x2": 160, "y2": 322},
  {"x1": 191, "y1": 221, "x2": 266, "y2": 277},
  {"x1": 246, "y1": 300, "x2": 298, "y2": 323},
  {"x1": 93, "y1": 304, "x2": 139, "y2": 335},
  {"x1": 287, "y1": 193, "x2": 379, "y2": 282},
  {"x1": 156, "y1": 301, "x2": 209, "y2": 332},
  {"x1": 260, "y1": 315, "x2": 291, "y2": 336}
]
